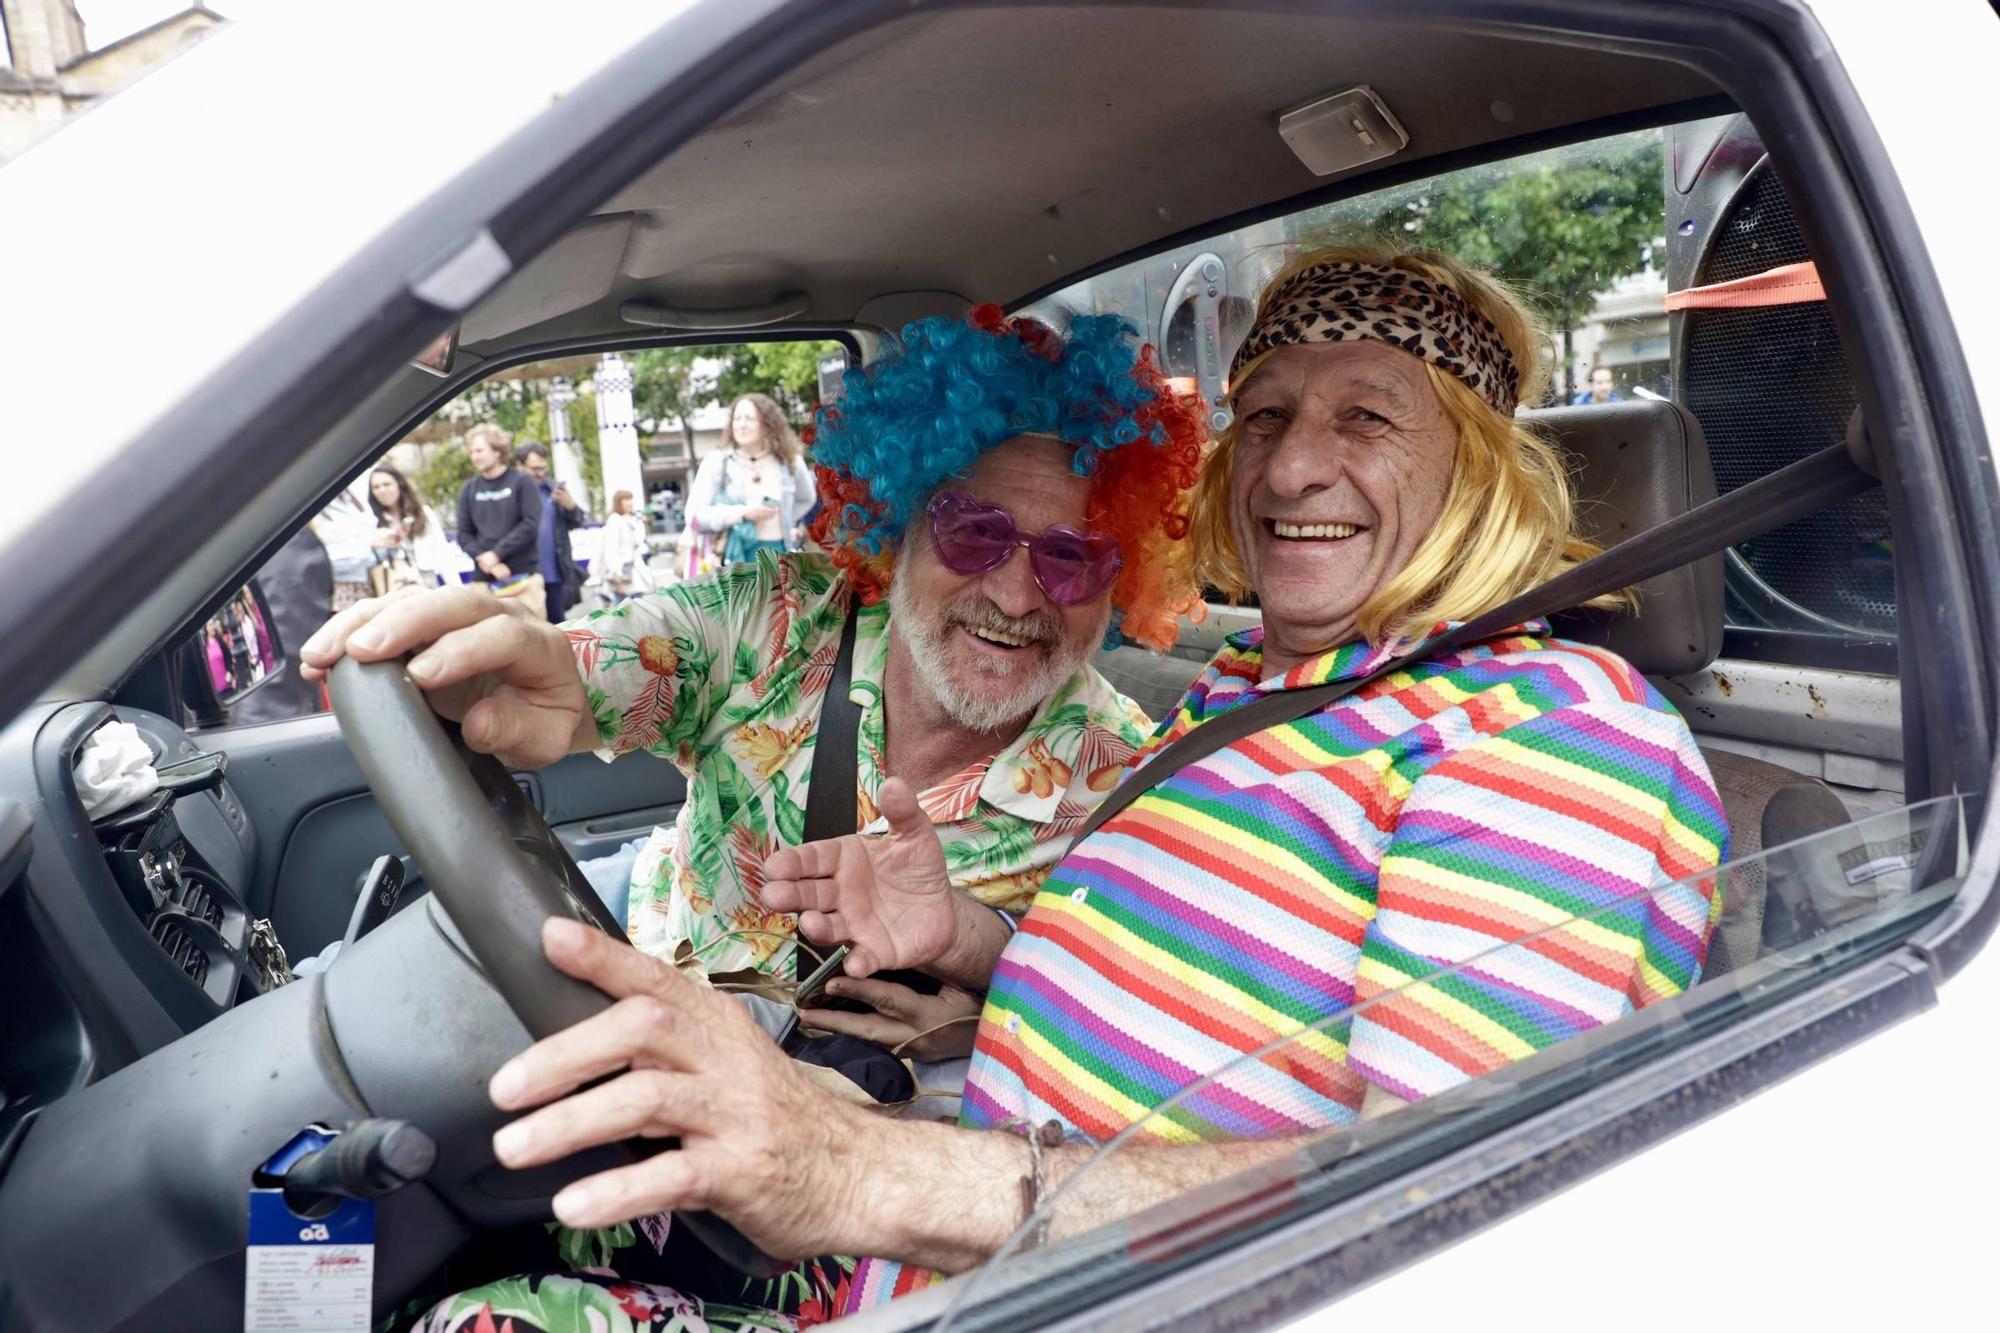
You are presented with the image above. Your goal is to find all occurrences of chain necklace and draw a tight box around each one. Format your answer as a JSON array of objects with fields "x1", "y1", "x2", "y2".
[{"x1": 734, "y1": 442, "x2": 771, "y2": 486}]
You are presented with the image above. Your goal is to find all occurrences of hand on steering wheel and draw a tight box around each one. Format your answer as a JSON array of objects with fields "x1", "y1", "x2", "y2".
[
  {"x1": 488, "y1": 918, "x2": 870, "y2": 1259},
  {"x1": 324, "y1": 636, "x2": 788, "y2": 1276},
  {"x1": 303, "y1": 585, "x2": 593, "y2": 767}
]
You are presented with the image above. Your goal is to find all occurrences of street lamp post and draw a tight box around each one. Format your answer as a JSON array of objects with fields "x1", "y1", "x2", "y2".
[
  {"x1": 595, "y1": 353, "x2": 645, "y2": 521},
  {"x1": 547, "y1": 375, "x2": 585, "y2": 501}
]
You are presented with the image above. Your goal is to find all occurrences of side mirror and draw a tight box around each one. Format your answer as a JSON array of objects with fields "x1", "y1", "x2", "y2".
[
  {"x1": 412, "y1": 325, "x2": 459, "y2": 378},
  {"x1": 178, "y1": 579, "x2": 287, "y2": 727}
]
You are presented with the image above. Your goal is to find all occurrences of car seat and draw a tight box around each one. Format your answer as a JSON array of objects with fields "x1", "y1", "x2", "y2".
[
  {"x1": 1092, "y1": 397, "x2": 1855, "y2": 978},
  {"x1": 1529, "y1": 400, "x2": 1857, "y2": 975}
]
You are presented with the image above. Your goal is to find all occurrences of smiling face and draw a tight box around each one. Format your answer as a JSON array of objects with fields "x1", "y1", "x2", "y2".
[
  {"x1": 1229, "y1": 341, "x2": 1458, "y2": 669},
  {"x1": 888, "y1": 435, "x2": 1112, "y2": 734},
  {"x1": 369, "y1": 470, "x2": 402, "y2": 509}
]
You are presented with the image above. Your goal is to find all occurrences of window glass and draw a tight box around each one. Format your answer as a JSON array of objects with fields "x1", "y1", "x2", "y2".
[
  {"x1": 1025, "y1": 127, "x2": 1670, "y2": 409},
  {"x1": 943, "y1": 795, "x2": 1965, "y2": 1330},
  {"x1": 1026, "y1": 117, "x2": 1886, "y2": 663},
  {"x1": 183, "y1": 341, "x2": 843, "y2": 730}
]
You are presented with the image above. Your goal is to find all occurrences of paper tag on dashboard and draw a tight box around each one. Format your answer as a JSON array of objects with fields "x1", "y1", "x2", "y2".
[
  {"x1": 245, "y1": 1127, "x2": 375, "y2": 1332},
  {"x1": 245, "y1": 1191, "x2": 374, "y2": 1331}
]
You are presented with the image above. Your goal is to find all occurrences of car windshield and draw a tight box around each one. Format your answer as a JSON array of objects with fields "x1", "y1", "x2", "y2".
[{"x1": 938, "y1": 795, "x2": 1966, "y2": 1329}]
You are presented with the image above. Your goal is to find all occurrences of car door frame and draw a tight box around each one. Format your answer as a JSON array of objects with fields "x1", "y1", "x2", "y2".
[
  {"x1": 165, "y1": 326, "x2": 861, "y2": 948},
  {"x1": 0, "y1": 0, "x2": 902, "y2": 730}
]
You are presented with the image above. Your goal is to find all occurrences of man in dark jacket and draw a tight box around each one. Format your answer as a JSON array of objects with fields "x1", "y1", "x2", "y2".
[
  {"x1": 456, "y1": 423, "x2": 545, "y2": 617},
  {"x1": 515, "y1": 441, "x2": 587, "y2": 621}
]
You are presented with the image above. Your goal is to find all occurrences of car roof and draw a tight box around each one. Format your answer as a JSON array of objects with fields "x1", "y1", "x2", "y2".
[{"x1": 3, "y1": 1, "x2": 1731, "y2": 707}]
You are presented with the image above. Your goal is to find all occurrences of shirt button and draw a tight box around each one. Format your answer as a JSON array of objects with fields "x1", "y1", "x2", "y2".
[
  {"x1": 1070, "y1": 887, "x2": 1089, "y2": 905},
  {"x1": 1006, "y1": 1013, "x2": 1022, "y2": 1035}
]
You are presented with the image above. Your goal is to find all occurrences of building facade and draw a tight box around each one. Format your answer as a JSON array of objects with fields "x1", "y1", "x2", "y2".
[{"x1": 1, "y1": 1, "x2": 220, "y2": 162}]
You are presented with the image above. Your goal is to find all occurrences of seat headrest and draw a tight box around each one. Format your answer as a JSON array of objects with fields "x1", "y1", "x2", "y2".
[{"x1": 1520, "y1": 399, "x2": 1724, "y2": 677}]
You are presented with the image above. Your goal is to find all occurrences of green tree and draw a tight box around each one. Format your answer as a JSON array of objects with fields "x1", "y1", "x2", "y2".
[
  {"x1": 454, "y1": 374, "x2": 543, "y2": 434},
  {"x1": 627, "y1": 347, "x2": 716, "y2": 455},
  {"x1": 713, "y1": 340, "x2": 845, "y2": 421},
  {"x1": 1340, "y1": 134, "x2": 1664, "y2": 400},
  {"x1": 412, "y1": 443, "x2": 475, "y2": 517}
]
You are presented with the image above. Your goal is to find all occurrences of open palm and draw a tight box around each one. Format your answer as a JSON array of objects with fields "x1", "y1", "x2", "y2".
[{"x1": 762, "y1": 777, "x2": 956, "y2": 978}]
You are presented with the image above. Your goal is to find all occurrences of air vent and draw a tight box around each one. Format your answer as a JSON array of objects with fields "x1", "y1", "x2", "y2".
[
  {"x1": 177, "y1": 881, "x2": 222, "y2": 928},
  {"x1": 150, "y1": 918, "x2": 210, "y2": 988}
]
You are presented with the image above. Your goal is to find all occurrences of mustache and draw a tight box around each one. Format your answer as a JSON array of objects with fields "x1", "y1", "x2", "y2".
[{"x1": 945, "y1": 599, "x2": 1062, "y2": 648}]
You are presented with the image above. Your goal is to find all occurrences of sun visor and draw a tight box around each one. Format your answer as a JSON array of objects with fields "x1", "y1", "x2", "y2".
[{"x1": 458, "y1": 214, "x2": 634, "y2": 346}]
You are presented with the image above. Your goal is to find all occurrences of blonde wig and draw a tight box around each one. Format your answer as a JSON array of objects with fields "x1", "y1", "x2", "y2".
[{"x1": 1191, "y1": 242, "x2": 1631, "y2": 646}]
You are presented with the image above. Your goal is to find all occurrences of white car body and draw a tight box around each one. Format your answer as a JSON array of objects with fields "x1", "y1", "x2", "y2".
[
  {"x1": 1320, "y1": 3, "x2": 2000, "y2": 1326},
  {"x1": 0, "y1": 0, "x2": 1990, "y2": 1326}
]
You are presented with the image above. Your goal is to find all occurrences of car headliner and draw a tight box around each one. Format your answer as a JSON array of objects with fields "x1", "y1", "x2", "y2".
[{"x1": 460, "y1": 4, "x2": 1719, "y2": 354}]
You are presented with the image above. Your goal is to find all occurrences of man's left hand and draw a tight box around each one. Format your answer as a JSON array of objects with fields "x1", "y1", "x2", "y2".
[
  {"x1": 800, "y1": 977, "x2": 983, "y2": 1062},
  {"x1": 553, "y1": 484, "x2": 577, "y2": 511},
  {"x1": 487, "y1": 918, "x2": 870, "y2": 1258}
]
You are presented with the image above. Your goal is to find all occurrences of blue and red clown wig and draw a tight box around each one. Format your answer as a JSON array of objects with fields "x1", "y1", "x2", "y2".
[{"x1": 805, "y1": 304, "x2": 1206, "y2": 652}]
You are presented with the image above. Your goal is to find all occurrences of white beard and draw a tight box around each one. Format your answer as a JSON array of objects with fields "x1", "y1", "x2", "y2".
[{"x1": 887, "y1": 575, "x2": 1100, "y2": 734}]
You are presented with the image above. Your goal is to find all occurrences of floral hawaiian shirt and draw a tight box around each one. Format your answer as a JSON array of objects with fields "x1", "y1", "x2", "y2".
[{"x1": 565, "y1": 550, "x2": 1153, "y2": 981}]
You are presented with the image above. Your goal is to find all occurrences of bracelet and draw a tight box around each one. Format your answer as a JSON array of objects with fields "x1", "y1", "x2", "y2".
[{"x1": 1000, "y1": 1117, "x2": 1066, "y2": 1249}]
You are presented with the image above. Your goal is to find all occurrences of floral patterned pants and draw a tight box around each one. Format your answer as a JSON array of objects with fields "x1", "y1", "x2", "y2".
[{"x1": 388, "y1": 1216, "x2": 854, "y2": 1333}]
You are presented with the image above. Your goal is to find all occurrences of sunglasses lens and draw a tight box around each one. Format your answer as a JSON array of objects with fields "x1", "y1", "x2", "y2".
[
  {"x1": 1032, "y1": 532, "x2": 1123, "y2": 605},
  {"x1": 931, "y1": 496, "x2": 1016, "y2": 574}
]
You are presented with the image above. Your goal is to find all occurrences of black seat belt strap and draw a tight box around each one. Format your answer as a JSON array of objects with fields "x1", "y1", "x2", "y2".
[
  {"x1": 1068, "y1": 441, "x2": 1878, "y2": 846},
  {"x1": 802, "y1": 606, "x2": 861, "y2": 845},
  {"x1": 792, "y1": 603, "x2": 942, "y2": 1001}
]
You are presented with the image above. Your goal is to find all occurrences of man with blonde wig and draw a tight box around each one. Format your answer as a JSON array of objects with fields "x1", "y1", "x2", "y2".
[{"x1": 382, "y1": 248, "x2": 1727, "y2": 1332}]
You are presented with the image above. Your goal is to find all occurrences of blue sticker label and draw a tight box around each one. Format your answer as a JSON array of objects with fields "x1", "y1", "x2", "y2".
[{"x1": 246, "y1": 1129, "x2": 376, "y2": 1332}]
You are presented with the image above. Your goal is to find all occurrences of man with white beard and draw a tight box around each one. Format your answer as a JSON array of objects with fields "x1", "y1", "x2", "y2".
[{"x1": 302, "y1": 303, "x2": 1209, "y2": 1055}]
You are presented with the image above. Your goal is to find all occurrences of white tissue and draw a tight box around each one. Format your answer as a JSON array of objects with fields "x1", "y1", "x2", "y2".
[{"x1": 77, "y1": 721, "x2": 160, "y2": 819}]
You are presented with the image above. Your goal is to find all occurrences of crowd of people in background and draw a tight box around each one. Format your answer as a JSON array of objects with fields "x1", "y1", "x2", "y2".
[
  {"x1": 199, "y1": 589, "x2": 277, "y2": 698},
  {"x1": 197, "y1": 396, "x2": 830, "y2": 726}
]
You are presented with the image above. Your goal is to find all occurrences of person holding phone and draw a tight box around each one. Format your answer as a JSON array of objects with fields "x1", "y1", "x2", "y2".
[
  {"x1": 516, "y1": 441, "x2": 587, "y2": 621},
  {"x1": 685, "y1": 393, "x2": 818, "y2": 567},
  {"x1": 367, "y1": 463, "x2": 453, "y2": 587}
]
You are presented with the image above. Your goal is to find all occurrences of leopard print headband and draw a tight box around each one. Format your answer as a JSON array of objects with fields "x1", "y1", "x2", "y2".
[{"x1": 1228, "y1": 261, "x2": 1522, "y2": 413}]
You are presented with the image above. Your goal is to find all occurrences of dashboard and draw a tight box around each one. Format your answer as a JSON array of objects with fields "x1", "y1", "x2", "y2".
[{"x1": 0, "y1": 698, "x2": 277, "y2": 1180}]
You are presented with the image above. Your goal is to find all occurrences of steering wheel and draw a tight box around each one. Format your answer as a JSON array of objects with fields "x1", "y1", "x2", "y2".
[{"x1": 326, "y1": 654, "x2": 787, "y2": 1278}]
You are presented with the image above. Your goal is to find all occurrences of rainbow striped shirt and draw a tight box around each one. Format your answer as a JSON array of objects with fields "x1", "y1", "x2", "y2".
[
  {"x1": 844, "y1": 625, "x2": 1727, "y2": 1312},
  {"x1": 959, "y1": 622, "x2": 1728, "y2": 1142}
]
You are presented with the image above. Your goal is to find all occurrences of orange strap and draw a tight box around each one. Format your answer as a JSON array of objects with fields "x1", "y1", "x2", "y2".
[{"x1": 1665, "y1": 260, "x2": 1825, "y2": 311}]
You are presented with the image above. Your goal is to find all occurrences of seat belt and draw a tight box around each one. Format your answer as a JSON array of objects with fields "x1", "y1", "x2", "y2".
[
  {"x1": 795, "y1": 605, "x2": 944, "y2": 1001},
  {"x1": 802, "y1": 606, "x2": 861, "y2": 845},
  {"x1": 1068, "y1": 440, "x2": 1879, "y2": 847}
]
